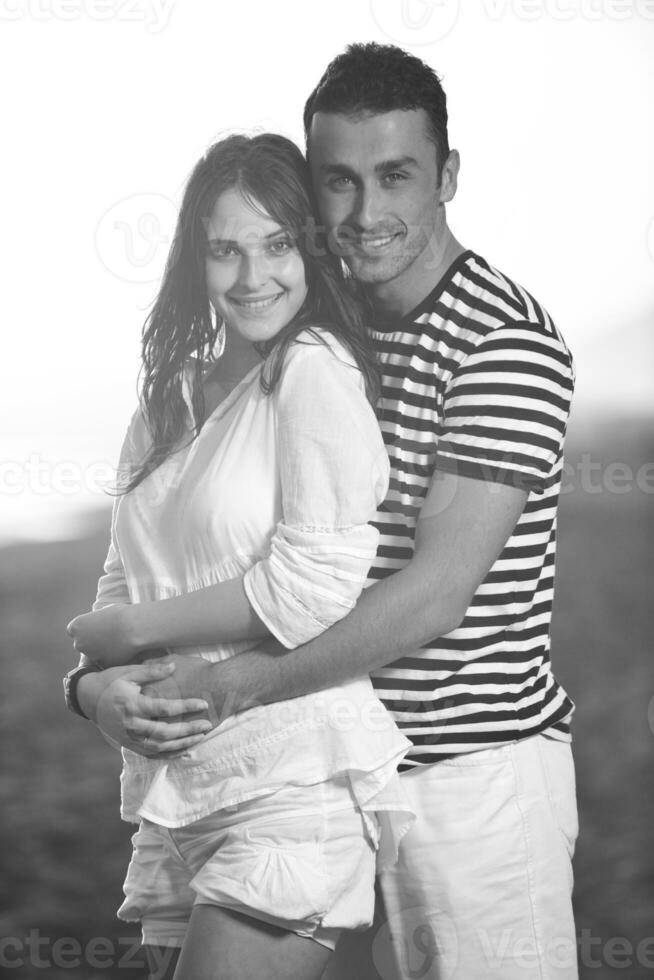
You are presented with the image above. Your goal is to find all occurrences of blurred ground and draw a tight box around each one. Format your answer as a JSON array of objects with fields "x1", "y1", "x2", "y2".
[{"x1": 1, "y1": 421, "x2": 652, "y2": 979}]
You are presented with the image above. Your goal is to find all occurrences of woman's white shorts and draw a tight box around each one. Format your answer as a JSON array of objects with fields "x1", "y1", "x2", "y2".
[{"x1": 118, "y1": 777, "x2": 379, "y2": 951}]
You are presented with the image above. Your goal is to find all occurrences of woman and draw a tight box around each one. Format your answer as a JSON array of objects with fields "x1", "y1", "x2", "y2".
[{"x1": 65, "y1": 134, "x2": 412, "y2": 980}]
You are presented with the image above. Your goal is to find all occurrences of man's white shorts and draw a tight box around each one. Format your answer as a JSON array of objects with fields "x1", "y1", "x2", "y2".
[
  {"x1": 326, "y1": 732, "x2": 579, "y2": 980},
  {"x1": 119, "y1": 777, "x2": 378, "y2": 951}
]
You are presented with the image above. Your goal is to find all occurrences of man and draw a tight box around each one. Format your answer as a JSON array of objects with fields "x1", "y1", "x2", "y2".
[{"x1": 68, "y1": 43, "x2": 577, "y2": 980}]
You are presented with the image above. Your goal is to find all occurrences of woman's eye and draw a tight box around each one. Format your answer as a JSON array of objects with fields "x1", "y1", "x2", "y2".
[
  {"x1": 208, "y1": 244, "x2": 238, "y2": 259},
  {"x1": 268, "y1": 239, "x2": 293, "y2": 256}
]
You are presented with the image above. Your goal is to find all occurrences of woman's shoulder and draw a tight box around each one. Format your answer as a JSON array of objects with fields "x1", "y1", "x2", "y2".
[
  {"x1": 281, "y1": 326, "x2": 358, "y2": 371},
  {"x1": 259, "y1": 325, "x2": 369, "y2": 405}
]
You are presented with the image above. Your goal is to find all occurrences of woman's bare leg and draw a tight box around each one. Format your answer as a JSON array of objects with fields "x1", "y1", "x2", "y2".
[
  {"x1": 172, "y1": 905, "x2": 332, "y2": 980},
  {"x1": 144, "y1": 945, "x2": 180, "y2": 980}
]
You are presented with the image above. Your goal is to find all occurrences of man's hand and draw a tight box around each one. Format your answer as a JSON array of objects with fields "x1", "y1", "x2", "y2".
[
  {"x1": 77, "y1": 660, "x2": 213, "y2": 758},
  {"x1": 169, "y1": 474, "x2": 529, "y2": 714},
  {"x1": 140, "y1": 652, "x2": 267, "y2": 727},
  {"x1": 67, "y1": 605, "x2": 137, "y2": 668}
]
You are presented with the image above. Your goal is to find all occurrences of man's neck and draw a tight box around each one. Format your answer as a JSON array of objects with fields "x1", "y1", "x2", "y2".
[{"x1": 367, "y1": 228, "x2": 466, "y2": 321}]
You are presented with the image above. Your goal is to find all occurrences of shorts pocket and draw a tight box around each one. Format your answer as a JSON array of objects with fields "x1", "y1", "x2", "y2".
[
  {"x1": 189, "y1": 814, "x2": 330, "y2": 929},
  {"x1": 118, "y1": 821, "x2": 195, "y2": 925},
  {"x1": 538, "y1": 736, "x2": 579, "y2": 858}
]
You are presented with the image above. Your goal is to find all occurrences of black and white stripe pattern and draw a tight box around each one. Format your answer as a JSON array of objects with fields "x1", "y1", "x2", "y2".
[{"x1": 369, "y1": 251, "x2": 575, "y2": 767}]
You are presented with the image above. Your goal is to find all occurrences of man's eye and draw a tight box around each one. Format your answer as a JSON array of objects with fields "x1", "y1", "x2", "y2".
[
  {"x1": 327, "y1": 176, "x2": 354, "y2": 190},
  {"x1": 383, "y1": 172, "x2": 407, "y2": 185}
]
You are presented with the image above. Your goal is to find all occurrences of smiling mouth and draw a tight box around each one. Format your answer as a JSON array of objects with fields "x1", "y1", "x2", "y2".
[
  {"x1": 230, "y1": 293, "x2": 284, "y2": 312},
  {"x1": 340, "y1": 231, "x2": 404, "y2": 254}
]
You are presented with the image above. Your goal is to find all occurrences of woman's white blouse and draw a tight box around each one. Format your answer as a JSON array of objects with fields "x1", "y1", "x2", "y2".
[{"x1": 93, "y1": 329, "x2": 413, "y2": 866}]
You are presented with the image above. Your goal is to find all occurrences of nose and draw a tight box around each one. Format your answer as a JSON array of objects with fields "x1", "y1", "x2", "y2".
[
  {"x1": 238, "y1": 251, "x2": 270, "y2": 291},
  {"x1": 350, "y1": 182, "x2": 383, "y2": 231}
]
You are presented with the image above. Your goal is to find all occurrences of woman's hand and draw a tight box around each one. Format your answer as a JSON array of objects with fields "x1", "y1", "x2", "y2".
[
  {"x1": 67, "y1": 605, "x2": 139, "y2": 667},
  {"x1": 77, "y1": 660, "x2": 214, "y2": 758}
]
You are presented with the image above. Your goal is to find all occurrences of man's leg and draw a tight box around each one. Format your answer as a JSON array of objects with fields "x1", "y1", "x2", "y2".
[{"x1": 326, "y1": 733, "x2": 578, "y2": 980}]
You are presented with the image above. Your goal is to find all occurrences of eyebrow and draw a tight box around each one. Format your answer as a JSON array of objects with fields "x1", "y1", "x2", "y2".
[
  {"x1": 206, "y1": 228, "x2": 292, "y2": 246},
  {"x1": 319, "y1": 156, "x2": 419, "y2": 176}
]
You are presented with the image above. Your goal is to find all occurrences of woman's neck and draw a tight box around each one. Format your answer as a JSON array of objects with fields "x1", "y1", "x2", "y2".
[{"x1": 208, "y1": 330, "x2": 263, "y2": 388}]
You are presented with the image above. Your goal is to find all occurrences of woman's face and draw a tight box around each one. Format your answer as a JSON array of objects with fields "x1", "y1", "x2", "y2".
[{"x1": 205, "y1": 187, "x2": 308, "y2": 345}]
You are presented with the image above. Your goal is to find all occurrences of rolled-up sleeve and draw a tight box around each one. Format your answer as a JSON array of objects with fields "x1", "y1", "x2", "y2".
[
  {"x1": 92, "y1": 411, "x2": 142, "y2": 612},
  {"x1": 243, "y1": 333, "x2": 389, "y2": 648},
  {"x1": 92, "y1": 500, "x2": 131, "y2": 611}
]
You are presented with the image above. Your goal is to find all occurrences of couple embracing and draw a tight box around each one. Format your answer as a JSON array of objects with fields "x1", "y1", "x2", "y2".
[{"x1": 65, "y1": 42, "x2": 578, "y2": 980}]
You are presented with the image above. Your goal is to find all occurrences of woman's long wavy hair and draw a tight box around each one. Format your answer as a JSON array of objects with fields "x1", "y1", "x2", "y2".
[{"x1": 122, "y1": 133, "x2": 379, "y2": 493}]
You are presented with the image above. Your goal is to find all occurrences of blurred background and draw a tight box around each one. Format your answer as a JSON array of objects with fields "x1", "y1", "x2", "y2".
[{"x1": 1, "y1": 1, "x2": 652, "y2": 977}]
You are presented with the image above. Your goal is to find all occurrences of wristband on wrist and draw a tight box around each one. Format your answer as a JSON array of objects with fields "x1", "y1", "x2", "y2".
[{"x1": 63, "y1": 663, "x2": 102, "y2": 719}]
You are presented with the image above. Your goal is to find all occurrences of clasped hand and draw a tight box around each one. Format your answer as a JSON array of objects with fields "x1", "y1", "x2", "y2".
[
  {"x1": 84, "y1": 660, "x2": 215, "y2": 758},
  {"x1": 66, "y1": 605, "x2": 268, "y2": 756}
]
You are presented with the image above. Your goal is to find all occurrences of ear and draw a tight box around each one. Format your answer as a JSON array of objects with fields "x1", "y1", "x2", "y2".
[{"x1": 438, "y1": 149, "x2": 460, "y2": 205}]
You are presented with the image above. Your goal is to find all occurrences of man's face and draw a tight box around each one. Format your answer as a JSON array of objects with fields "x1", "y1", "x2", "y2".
[{"x1": 309, "y1": 109, "x2": 453, "y2": 299}]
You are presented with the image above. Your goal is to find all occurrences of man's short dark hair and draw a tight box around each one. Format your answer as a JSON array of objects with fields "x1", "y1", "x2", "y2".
[{"x1": 303, "y1": 42, "x2": 450, "y2": 175}]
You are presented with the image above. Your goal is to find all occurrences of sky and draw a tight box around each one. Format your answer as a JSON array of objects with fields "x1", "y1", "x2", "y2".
[{"x1": 1, "y1": 0, "x2": 653, "y2": 543}]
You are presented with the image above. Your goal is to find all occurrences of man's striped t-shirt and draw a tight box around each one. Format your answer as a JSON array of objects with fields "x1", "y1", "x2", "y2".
[{"x1": 369, "y1": 250, "x2": 575, "y2": 767}]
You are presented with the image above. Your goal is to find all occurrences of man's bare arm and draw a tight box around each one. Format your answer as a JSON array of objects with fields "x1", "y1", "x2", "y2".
[{"x1": 159, "y1": 471, "x2": 529, "y2": 716}]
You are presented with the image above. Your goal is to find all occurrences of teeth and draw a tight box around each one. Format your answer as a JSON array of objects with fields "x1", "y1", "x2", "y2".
[
  {"x1": 234, "y1": 295, "x2": 281, "y2": 310},
  {"x1": 361, "y1": 235, "x2": 396, "y2": 249}
]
